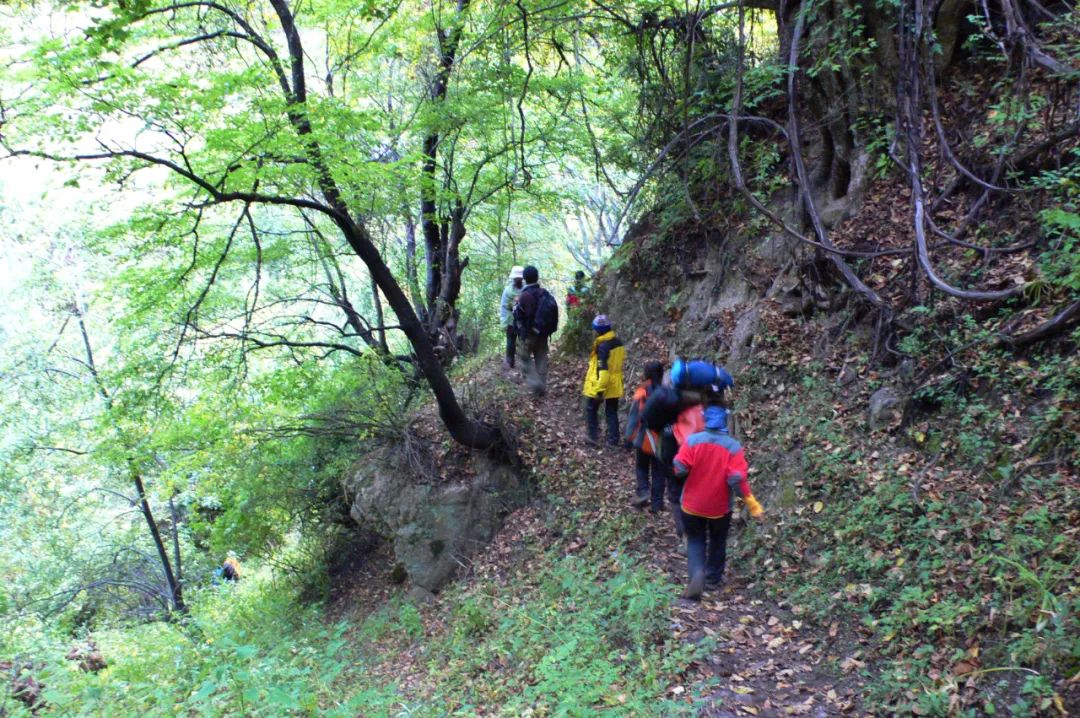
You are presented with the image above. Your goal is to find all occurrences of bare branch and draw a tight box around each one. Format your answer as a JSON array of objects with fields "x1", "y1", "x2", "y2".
[{"x1": 1000, "y1": 300, "x2": 1080, "y2": 348}]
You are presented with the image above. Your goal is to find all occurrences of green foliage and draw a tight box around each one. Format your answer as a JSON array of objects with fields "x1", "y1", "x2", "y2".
[
  {"x1": 1034, "y1": 150, "x2": 1080, "y2": 295},
  {"x1": 0, "y1": 579, "x2": 361, "y2": 717},
  {"x1": 360, "y1": 533, "x2": 700, "y2": 716},
  {"x1": 856, "y1": 115, "x2": 897, "y2": 180},
  {"x1": 0, "y1": 507, "x2": 703, "y2": 717},
  {"x1": 738, "y1": 329, "x2": 1077, "y2": 715}
]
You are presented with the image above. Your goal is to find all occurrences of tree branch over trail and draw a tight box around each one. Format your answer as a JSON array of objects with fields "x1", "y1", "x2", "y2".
[{"x1": 4, "y1": 0, "x2": 501, "y2": 449}]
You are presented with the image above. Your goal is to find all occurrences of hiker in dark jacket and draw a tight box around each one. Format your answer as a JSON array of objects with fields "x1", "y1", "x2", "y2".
[
  {"x1": 643, "y1": 380, "x2": 698, "y2": 547},
  {"x1": 673, "y1": 404, "x2": 763, "y2": 599},
  {"x1": 582, "y1": 314, "x2": 625, "y2": 446},
  {"x1": 513, "y1": 265, "x2": 551, "y2": 396},
  {"x1": 624, "y1": 361, "x2": 666, "y2": 511}
]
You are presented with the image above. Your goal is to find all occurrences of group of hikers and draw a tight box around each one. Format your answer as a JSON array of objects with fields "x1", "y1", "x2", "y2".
[{"x1": 499, "y1": 266, "x2": 764, "y2": 600}]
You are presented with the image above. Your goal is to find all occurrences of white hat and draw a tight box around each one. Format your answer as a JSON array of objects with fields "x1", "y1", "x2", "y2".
[{"x1": 509, "y1": 265, "x2": 525, "y2": 280}]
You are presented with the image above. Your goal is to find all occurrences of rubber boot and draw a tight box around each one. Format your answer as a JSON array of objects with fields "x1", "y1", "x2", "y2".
[
  {"x1": 670, "y1": 504, "x2": 685, "y2": 539},
  {"x1": 683, "y1": 571, "x2": 705, "y2": 601}
]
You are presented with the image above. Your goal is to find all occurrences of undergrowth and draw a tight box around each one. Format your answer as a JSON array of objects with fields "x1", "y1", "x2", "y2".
[
  {"x1": 737, "y1": 315, "x2": 1079, "y2": 716},
  {"x1": 1, "y1": 512, "x2": 699, "y2": 717},
  {"x1": 0, "y1": 579, "x2": 359, "y2": 717},
  {"x1": 350, "y1": 512, "x2": 704, "y2": 716}
]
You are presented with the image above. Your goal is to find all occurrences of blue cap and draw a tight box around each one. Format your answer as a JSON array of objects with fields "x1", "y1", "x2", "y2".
[{"x1": 592, "y1": 314, "x2": 611, "y2": 332}]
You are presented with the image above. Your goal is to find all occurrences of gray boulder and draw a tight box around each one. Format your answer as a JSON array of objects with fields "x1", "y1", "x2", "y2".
[
  {"x1": 868, "y1": 386, "x2": 903, "y2": 430},
  {"x1": 344, "y1": 446, "x2": 530, "y2": 594}
]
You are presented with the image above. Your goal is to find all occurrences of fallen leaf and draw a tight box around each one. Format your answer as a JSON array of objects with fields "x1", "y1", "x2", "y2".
[{"x1": 953, "y1": 659, "x2": 979, "y2": 676}]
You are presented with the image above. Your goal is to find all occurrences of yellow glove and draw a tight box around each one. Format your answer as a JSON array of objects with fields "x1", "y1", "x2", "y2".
[{"x1": 744, "y1": 494, "x2": 764, "y2": 518}]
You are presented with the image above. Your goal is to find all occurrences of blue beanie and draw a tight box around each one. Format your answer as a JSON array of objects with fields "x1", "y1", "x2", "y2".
[
  {"x1": 592, "y1": 314, "x2": 611, "y2": 332},
  {"x1": 704, "y1": 405, "x2": 729, "y2": 433}
]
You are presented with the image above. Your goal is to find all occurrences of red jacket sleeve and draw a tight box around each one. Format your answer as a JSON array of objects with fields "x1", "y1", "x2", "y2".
[
  {"x1": 725, "y1": 448, "x2": 751, "y2": 499},
  {"x1": 673, "y1": 442, "x2": 694, "y2": 478}
]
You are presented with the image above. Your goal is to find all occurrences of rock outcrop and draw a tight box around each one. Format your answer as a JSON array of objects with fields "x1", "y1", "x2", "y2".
[{"x1": 344, "y1": 445, "x2": 530, "y2": 595}]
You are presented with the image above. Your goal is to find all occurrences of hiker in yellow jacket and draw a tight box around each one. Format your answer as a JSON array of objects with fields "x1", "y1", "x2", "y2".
[{"x1": 583, "y1": 314, "x2": 626, "y2": 446}]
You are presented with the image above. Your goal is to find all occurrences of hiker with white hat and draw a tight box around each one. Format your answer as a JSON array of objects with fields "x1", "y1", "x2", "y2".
[{"x1": 500, "y1": 266, "x2": 525, "y2": 369}]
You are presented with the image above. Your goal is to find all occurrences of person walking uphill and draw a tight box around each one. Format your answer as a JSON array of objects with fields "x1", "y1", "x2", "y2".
[
  {"x1": 624, "y1": 361, "x2": 666, "y2": 510},
  {"x1": 500, "y1": 266, "x2": 524, "y2": 369},
  {"x1": 673, "y1": 404, "x2": 764, "y2": 600},
  {"x1": 582, "y1": 314, "x2": 625, "y2": 446},
  {"x1": 642, "y1": 359, "x2": 735, "y2": 554},
  {"x1": 513, "y1": 265, "x2": 559, "y2": 397}
]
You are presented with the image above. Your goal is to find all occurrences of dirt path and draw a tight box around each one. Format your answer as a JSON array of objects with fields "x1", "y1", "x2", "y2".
[{"x1": 510, "y1": 356, "x2": 865, "y2": 717}]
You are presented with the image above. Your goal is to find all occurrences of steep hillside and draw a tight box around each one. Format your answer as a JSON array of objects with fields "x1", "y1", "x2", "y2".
[{"x1": 563, "y1": 111, "x2": 1079, "y2": 718}]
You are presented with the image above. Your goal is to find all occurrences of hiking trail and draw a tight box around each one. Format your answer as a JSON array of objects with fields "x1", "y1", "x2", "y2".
[{"x1": 500, "y1": 353, "x2": 868, "y2": 717}]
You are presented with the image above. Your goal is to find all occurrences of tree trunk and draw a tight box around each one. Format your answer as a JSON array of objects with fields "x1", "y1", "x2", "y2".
[
  {"x1": 420, "y1": 0, "x2": 472, "y2": 358},
  {"x1": 74, "y1": 303, "x2": 187, "y2": 614},
  {"x1": 134, "y1": 472, "x2": 185, "y2": 613},
  {"x1": 404, "y1": 212, "x2": 426, "y2": 320},
  {"x1": 268, "y1": 0, "x2": 496, "y2": 448},
  {"x1": 335, "y1": 216, "x2": 499, "y2": 448},
  {"x1": 370, "y1": 271, "x2": 388, "y2": 353}
]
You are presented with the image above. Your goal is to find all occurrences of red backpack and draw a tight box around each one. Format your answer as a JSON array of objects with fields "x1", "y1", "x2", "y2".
[{"x1": 673, "y1": 404, "x2": 705, "y2": 447}]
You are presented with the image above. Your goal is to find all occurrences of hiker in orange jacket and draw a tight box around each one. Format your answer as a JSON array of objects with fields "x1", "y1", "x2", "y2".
[
  {"x1": 624, "y1": 361, "x2": 666, "y2": 511},
  {"x1": 673, "y1": 404, "x2": 763, "y2": 600}
]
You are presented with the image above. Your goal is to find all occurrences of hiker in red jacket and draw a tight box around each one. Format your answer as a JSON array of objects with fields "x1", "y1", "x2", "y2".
[
  {"x1": 673, "y1": 404, "x2": 764, "y2": 600},
  {"x1": 642, "y1": 359, "x2": 732, "y2": 552}
]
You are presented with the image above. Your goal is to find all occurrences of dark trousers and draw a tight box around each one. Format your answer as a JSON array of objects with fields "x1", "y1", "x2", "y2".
[
  {"x1": 666, "y1": 472, "x2": 685, "y2": 537},
  {"x1": 518, "y1": 334, "x2": 549, "y2": 395},
  {"x1": 586, "y1": 397, "x2": 620, "y2": 444},
  {"x1": 504, "y1": 326, "x2": 517, "y2": 367},
  {"x1": 660, "y1": 433, "x2": 685, "y2": 537},
  {"x1": 635, "y1": 449, "x2": 666, "y2": 509},
  {"x1": 683, "y1": 512, "x2": 732, "y2": 583}
]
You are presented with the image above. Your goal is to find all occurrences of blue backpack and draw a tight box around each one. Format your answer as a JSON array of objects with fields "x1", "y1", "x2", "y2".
[{"x1": 671, "y1": 358, "x2": 734, "y2": 390}]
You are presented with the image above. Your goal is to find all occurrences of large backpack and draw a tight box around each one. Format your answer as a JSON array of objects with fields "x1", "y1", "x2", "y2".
[
  {"x1": 532, "y1": 289, "x2": 559, "y2": 336},
  {"x1": 671, "y1": 358, "x2": 734, "y2": 391}
]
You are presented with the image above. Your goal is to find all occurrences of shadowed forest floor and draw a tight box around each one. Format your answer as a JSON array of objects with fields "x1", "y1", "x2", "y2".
[
  {"x1": 338, "y1": 351, "x2": 872, "y2": 717},
  {"x1": 509, "y1": 357, "x2": 867, "y2": 717}
]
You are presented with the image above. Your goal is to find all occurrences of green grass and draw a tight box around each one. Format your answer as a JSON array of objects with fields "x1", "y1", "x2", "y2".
[
  {"x1": 0, "y1": 578, "x2": 365, "y2": 717},
  {"x1": 1, "y1": 510, "x2": 702, "y2": 717}
]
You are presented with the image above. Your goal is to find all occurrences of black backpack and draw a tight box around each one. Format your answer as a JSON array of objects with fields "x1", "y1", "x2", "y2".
[{"x1": 532, "y1": 288, "x2": 559, "y2": 336}]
